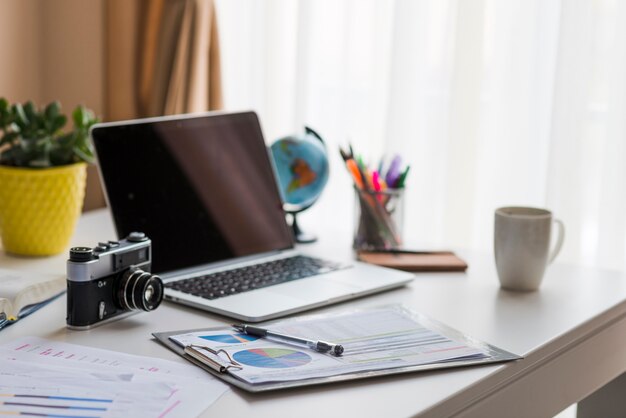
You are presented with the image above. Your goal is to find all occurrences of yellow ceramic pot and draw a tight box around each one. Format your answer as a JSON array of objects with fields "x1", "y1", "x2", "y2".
[{"x1": 0, "y1": 163, "x2": 87, "y2": 256}]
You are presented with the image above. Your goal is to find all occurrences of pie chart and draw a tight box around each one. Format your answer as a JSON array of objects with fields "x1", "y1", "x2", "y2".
[{"x1": 232, "y1": 348, "x2": 312, "y2": 369}]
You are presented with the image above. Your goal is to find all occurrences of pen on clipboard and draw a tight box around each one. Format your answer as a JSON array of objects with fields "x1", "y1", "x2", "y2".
[{"x1": 233, "y1": 324, "x2": 344, "y2": 356}]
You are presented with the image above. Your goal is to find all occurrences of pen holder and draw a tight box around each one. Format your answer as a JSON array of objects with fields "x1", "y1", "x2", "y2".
[{"x1": 353, "y1": 187, "x2": 404, "y2": 251}]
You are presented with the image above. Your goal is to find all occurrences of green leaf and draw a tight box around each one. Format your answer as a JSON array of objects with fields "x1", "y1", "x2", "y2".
[
  {"x1": 13, "y1": 103, "x2": 28, "y2": 128},
  {"x1": 72, "y1": 106, "x2": 86, "y2": 128},
  {"x1": 75, "y1": 106, "x2": 97, "y2": 129},
  {"x1": 73, "y1": 145, "x2": 94, "y2": 163},
  {"x1": 44, "y1": 102, "x2": 63, "y2": 133},
  {"x1": 0, "y1": 113, "x2": 11, "y2": 131},
  {"x1": 51, "y1": 114, "x2": 67, "y2": 133},
  {"x1": 0, "y1": 98, "x2": 9, "y2": 127},
  {"x1": 44, "y1": 101, "x2": 61, "y2": 120},
  {"x1": 23, "y1": 101, "x2": 37, "y2": 120}
]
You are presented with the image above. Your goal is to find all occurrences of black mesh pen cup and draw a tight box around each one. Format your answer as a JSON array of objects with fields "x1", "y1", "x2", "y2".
[{"x1": 353, "y1": 187, "x2": 404, "y2": 250}]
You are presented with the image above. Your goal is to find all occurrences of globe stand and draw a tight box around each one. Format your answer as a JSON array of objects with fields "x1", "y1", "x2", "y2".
[{"x1": 288, "y1": 212, "x2": 317, "y2": 244}]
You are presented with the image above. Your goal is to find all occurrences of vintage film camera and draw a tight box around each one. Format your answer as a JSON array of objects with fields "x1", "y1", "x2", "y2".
[{"x1": 66, "y1": 232, "x2": 163, "y2": 329}]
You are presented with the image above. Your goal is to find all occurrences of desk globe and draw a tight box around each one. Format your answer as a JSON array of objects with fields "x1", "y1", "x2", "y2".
[{"x1": 270, "y1": 127, "x2": 329, "y2": 243}]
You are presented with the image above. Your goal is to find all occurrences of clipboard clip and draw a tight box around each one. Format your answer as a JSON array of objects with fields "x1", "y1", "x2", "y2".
[{"x1": 184, "y1": 344, "x2": 243, "y2": 373}]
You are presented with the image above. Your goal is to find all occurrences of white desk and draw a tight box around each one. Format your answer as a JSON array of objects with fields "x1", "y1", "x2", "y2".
[{"x1": 2, "y1": 209, "x2": 626, "y2": 417}]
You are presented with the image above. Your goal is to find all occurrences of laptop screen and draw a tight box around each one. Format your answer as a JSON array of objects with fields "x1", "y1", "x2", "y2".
[{"x1": 91, "y1": 112, "x2": 294, "y2": 274}]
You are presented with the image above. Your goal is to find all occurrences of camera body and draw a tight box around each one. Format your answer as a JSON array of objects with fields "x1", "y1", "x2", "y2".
[{"x1": 66, "y1": 232, "x2": 163, "y2": 330}]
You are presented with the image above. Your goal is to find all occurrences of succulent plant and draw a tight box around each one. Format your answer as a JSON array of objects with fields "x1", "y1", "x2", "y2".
[{"x1": 0, "y1": 98, "x2": 98, "y2": 168}]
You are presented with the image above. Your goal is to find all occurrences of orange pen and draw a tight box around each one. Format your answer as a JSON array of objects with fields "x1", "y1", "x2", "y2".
[{"x1": 346, "y1": 159, "x2": 364, "y2": 189}]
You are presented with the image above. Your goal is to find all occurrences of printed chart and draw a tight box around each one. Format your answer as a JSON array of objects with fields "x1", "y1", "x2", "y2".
[
  {"x1": 233, "y1": 348, "x2": 311, "y2": 369},
  {"x1": 0, "y1": 387, "x2": 123, "y2": 418},
  {"x1": 0, "y1": 337, "x2": 230, "y2": 418},
  {"x1": 199, "y1": 333, "x2": 258, "y2": 344}
]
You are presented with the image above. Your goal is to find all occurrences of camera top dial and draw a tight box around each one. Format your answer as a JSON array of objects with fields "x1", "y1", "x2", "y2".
[{"x1": 69, "y1": 247, "x2": 94, "y2": 262}]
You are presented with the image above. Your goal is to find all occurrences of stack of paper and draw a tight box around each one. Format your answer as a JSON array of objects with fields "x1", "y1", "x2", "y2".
[{"x1": 0, "y1": 337, "x2": 229, "y2": 417}]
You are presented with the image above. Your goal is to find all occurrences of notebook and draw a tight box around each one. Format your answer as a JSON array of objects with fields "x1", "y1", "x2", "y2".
[
  {"x1": 357, "y1": 250, "x2": 468, "y2": 272},
  {"x1": 0, "y1": 268, "x2": 65, "y2": 330},
  {"x1": 91, "y1": 111, "x2": 413, "y2": 322}
]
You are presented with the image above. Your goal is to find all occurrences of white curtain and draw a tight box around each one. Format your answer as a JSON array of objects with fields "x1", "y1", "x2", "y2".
[{"x1": 215, "y1": 0, "x2": 626, "y2": 271}]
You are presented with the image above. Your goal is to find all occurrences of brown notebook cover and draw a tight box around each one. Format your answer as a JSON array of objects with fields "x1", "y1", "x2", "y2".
[{"x1": 357, "y1": 250, "x2": 468, "y2": 272}]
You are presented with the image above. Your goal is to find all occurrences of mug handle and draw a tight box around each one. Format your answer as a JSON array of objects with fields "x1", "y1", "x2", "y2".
[{"x1": 548, "y1": 219, "x2": 565, "y2": 264}]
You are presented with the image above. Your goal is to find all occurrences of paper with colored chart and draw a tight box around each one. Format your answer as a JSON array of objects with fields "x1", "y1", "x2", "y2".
[
  {"x1": 169, "y1": 306, "x2": 490, "y2": 385},
  {"x1": 0, "y1": 337, "x2": 229, "y2": 417}
]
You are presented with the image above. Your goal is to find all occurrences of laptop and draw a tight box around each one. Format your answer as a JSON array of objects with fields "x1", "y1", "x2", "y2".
[{"x1": 90, "y1": 111, "x2": 413, "y2": 322}]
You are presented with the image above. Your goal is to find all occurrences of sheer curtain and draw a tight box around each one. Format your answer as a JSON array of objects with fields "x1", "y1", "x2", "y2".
[{"x1": 215, "y1": 0, "x2": 626, "y2": 271}]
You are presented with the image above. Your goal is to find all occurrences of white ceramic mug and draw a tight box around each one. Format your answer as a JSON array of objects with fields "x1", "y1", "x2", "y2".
[{"x1": 494, "y1": 207, "x2": 565, "y2": 291}]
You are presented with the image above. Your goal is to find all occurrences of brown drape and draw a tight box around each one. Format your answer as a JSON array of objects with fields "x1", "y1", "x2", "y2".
[
  {"x1": 137, "y1": 0, "x2": 223, "y2": 117},
  {"x1": 85, "y1": 0, "x2": 222, "y2": 209},
  {"x1": 106, "y1": 0, "x2": 222, "y2": 119}
]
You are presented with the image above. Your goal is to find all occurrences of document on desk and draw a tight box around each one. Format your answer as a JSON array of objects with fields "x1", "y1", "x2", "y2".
[
  {"x1": 166, "y1": 306, "x2": 519, "y2": 386},
  {"x1": 0, "y1": 337, "x2": 229, "y2": 418}
]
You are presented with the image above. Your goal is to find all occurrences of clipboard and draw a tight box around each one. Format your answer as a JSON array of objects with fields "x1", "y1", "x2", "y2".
[{"x1": 152, "y1": 305, "x2": 520, "y2": 393}]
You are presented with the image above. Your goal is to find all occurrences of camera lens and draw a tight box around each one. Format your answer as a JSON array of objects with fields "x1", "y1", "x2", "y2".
[{"x1": 117, "y1": 269, "x2": 164, "y2": 312}]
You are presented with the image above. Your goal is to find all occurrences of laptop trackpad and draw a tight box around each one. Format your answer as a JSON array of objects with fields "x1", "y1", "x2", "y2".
[{"x1": 268, "y1": 278, "x2": 359, "y2": 301}]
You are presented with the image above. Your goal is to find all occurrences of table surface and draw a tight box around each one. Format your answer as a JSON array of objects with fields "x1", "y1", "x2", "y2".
[{"x1": 2, "y1": 209, "x2": 626, "y2": 418}]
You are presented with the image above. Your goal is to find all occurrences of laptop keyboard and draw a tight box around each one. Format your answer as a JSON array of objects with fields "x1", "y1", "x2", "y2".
[{"x1": 165, "y1": 255, "x2": 344, "y2": 300}]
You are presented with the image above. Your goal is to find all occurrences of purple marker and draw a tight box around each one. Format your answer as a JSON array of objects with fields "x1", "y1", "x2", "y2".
[{"x1": 385, "y1": 155, "x2": 402, "y2": 188}]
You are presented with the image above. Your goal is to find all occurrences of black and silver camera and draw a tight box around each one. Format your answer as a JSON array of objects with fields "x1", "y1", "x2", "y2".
[{"x1": 66, "y1": 232, "x2": 164, "y2": 330}]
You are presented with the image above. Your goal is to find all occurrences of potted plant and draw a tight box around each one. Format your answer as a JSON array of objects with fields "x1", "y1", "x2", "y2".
[{"x1": 0, "y1": 98, "x2": 98, "y2": 256}]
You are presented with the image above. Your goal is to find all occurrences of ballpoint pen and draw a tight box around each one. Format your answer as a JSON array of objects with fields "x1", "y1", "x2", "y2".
[{"x1": 232, "y1": 324, "x2": 344, "y2": 356}]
